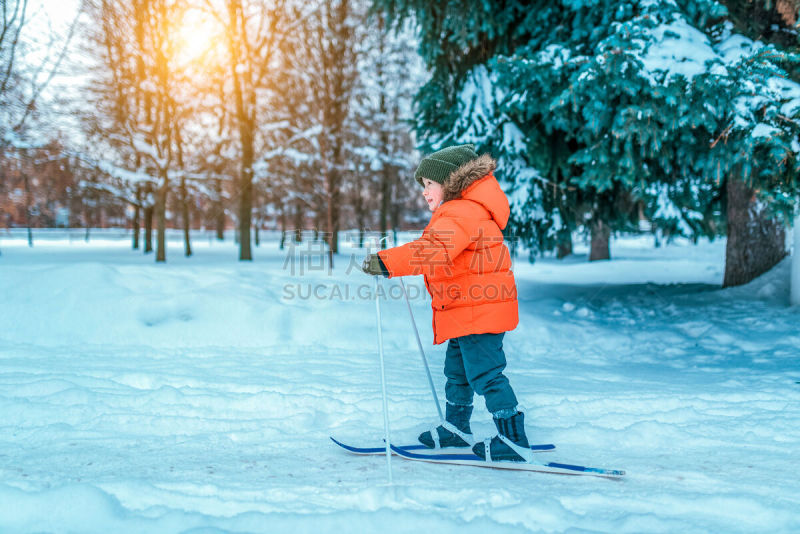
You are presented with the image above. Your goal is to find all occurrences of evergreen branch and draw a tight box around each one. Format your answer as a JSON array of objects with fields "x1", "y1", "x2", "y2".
[
  {"x1": 776, "y1": 114, "x2": 800, "y2": 127},
  {"x1": 710, "y1": 123, "x2": 733, "y2": 149}
]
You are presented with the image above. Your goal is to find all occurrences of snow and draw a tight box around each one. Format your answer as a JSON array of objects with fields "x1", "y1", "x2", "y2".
[
  {"x1": 2, "y1": 130, "x2": 49, "y2": 150},
  {"x1": 639, "y1": 12, "x2": 800, "y2": 143},
  {"x1": 1, "y1": 230, "x2": 800, "y2": 532},
  {"x1": 454, "y1": 65, "x2": 500, "y2": 145},
  {"x1": 751, "y1": 123, "x2": 779, "y2": 139},
  {"x1": 769, "y1": 76, "x2": 800, "y2": 117},
  {"x1": 536, "y1": 44, "x2": 571, "y2": 70},
  {"x1": 793, "y1": 209, "x2": 800, "y2": 306},
  {"x1": 84, "y1": 155, "x2": 154, "y2": 185},
  {"x1": 650, "y1": 184, "x2": 703, "y2": 236},
  {"x1": 717, "y1": 31, "x2": 759, "y2": 65},
  {"x1": 640, "y1": 15, "x2": 718, "y2": 82}
]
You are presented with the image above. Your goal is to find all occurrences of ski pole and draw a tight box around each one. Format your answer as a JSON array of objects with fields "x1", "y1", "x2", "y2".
[
  {"x1": 398, "y1": 277, "x2": 444, "y2": 423},
  {"x1": 374, "y1": 272, "x2": 393, "y2": 483}
]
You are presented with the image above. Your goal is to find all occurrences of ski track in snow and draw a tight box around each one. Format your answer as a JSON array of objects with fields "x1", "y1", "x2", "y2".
[{"x1": 0, "y1": 233, "x2": 799, "y2": 533}]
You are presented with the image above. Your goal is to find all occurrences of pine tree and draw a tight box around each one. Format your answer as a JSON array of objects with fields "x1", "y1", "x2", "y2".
[
  {"x1": 714, "y1": 0, "x2": 800, "y2": 286},
  {"x1": 375, "y1": 1, "x2": 690, "y2": 260},
  {"x1": 665, "y1": 0, "x2": 800, "y2": 285},
  {"x1": 374, "y1": 0, "x2": 800, "y2": 281}
]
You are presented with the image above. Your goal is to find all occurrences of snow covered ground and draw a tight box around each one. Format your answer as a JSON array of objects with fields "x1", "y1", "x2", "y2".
[{"x1": 1, "y1": 230, "x2": 799, "y2": 533}]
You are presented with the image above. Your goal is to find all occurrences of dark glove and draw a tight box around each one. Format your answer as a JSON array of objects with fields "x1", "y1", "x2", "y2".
[{"x1": 362, "y1": 253, "x2": 389, "y2": 277}]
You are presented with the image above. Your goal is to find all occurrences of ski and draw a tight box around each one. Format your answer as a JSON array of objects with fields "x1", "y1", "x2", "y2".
[
  {"x1": 389, "y1": 444, "x2": 625, "y2": 478},
  {"x1": 330, "y1": 436, "x2": 555, "y2": 456}
]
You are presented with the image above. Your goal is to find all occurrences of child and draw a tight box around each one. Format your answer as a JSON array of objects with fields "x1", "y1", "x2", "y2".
[{"x1": 362, "y1": 144, "x2": 530, "y2": 462}]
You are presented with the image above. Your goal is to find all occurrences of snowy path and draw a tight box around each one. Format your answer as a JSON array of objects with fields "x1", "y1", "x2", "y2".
[{"x1": 1, "y1": 235, "x2": 799, "y2": 532}]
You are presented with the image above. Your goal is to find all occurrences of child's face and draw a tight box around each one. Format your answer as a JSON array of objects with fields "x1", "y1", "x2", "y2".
[{"x1": 422, "y1": 178, "x2": 444, "y2": 212}]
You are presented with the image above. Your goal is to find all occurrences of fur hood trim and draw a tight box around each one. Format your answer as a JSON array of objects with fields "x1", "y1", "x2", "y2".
[{"x1": 442, "y1": 154, "x2": 497, "y2": 203}]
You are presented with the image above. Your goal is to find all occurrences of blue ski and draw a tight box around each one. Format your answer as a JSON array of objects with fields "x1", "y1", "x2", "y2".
[
  {"x1": 330, "y1": 436, "x2": 555, "y2": 455},
  {"x1": 389, "y1": 444, "x2": 625, "y2": 478}
]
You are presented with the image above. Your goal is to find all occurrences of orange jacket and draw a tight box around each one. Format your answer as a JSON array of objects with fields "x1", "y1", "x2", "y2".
[{"x1": 378, "y1": 155, "x2": 518, "y2": 344}]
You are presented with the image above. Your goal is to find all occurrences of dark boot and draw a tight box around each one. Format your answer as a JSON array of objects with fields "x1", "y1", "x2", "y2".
[
  {"x1": 472, "y1": 411, "x2": 530, "y2": 462},
  {"x1": 419, "y1": 403, "x2": 473, "y2": 449}
]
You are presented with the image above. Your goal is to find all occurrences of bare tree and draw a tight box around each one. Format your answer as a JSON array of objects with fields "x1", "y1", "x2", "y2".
[
  {"x1": 1, "y1": 0, "x2": 81, "y2": 143},
  {"x1": 202, "y1": 0, "x2": 287, "y2": 261},
  {"x1": 1, "y1": 0, "x2": 82, "y2": 253},
  {"x1": 273, "y1": 0, "x2": 358, "y2": 266},
  {"x1": 85, "y1": 0, "x2": 191, "y2": 262}
]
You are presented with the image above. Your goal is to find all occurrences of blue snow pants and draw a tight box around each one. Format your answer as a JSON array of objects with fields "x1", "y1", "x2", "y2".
[{"x1": 443, "y1": 332, "x2": 518, "y2": 415}]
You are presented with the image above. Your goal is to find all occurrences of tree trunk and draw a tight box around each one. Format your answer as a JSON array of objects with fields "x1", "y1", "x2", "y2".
[
  {"x1": 82, "y1": 191, "x2": 92, "y2": 243},
  {"x1": 294, "y1": 201, "x2": 303, "y2": 243},
  {"x1": 324, "y1": 165, "x2": 338, "y2": 268},
  {"x1": 84, "y1": 198, "x2": 91, "y2": 243},
  {"x1": 327, "y1": 165, "x2": 341, "y2": 259},
  {"x1": 791, "y1": 206, "x2": 800, "y2": 306},
  {"x1": 380, "y1": 165, "x2": 390, "y2": 248},
  {"x1": 238, "y1": 145, "x2": 253, "y2": 261},
  {"x1": 156, "y1": 173, "x2": 168, "y2": 263},
  {"x1": 391, "y1": 200, "x2": 400, "y2": 247},
  {"x1": 215, "y1": 178, "x2": 225, "y2": 240},
  {"x1": 132, "y1": 186, "x2": 141, "y2": 250},
  {"x1": 723, "y1": 177, "x2": 787, "y2": 287},
  {"x1": 589, "y1": 219, "x2": 610, "y2": 261},
  {"x1": 318, "y1": 0, "x2": 350, "y2": 268},
  {"x1": 24, "y1": 174, "x2": 33, "y2": 247},
  {"x1": 556, "y1": 228, "x2": 573, "y2": 259},
  {"x1": 327, "y1": 196, "x2": 334, "y2": 268},
  {"x1": 279, "y1": 205, "x2": 287, "y2": 250},
  {"x1": 314, "y1": 208, "x2": 322, "y2": 242},
  {"x1": 144, "y1": 184, "x2": 154, "y2": 253},
  {"x1": 227, "y1": 0, "x2": 253, "y2": 262},
  {"x1": 181, "y1": 176, "x2": 192, "y2": 257},
  {"x1": 353, "y1": 183, "x2": 366, "y2": 249},
  {"x1": 377, "y1": 19, "x2": 390, "y2": 249},
  {"x1": 653, "y1": 228, "x2": 662, "y2": 249}
]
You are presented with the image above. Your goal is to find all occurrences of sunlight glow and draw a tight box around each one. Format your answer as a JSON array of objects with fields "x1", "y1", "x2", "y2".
[{"x1": 173, "y1": 9, "x2": 226, "y2": 70}]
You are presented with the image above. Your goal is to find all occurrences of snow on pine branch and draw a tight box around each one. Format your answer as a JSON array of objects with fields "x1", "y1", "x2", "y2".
[{"x1": 640, "y1": 13, "x2": 800, "y2": 138}]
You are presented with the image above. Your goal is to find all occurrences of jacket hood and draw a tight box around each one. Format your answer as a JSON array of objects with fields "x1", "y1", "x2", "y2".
[{"x1": 441, "y1": 154, "x2": 509, "y2": 229}]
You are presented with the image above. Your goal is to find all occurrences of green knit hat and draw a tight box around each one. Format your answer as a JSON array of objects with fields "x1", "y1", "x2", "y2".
[{"x1": 414, "y1": 143, "x2": 479, "y2": 186}]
